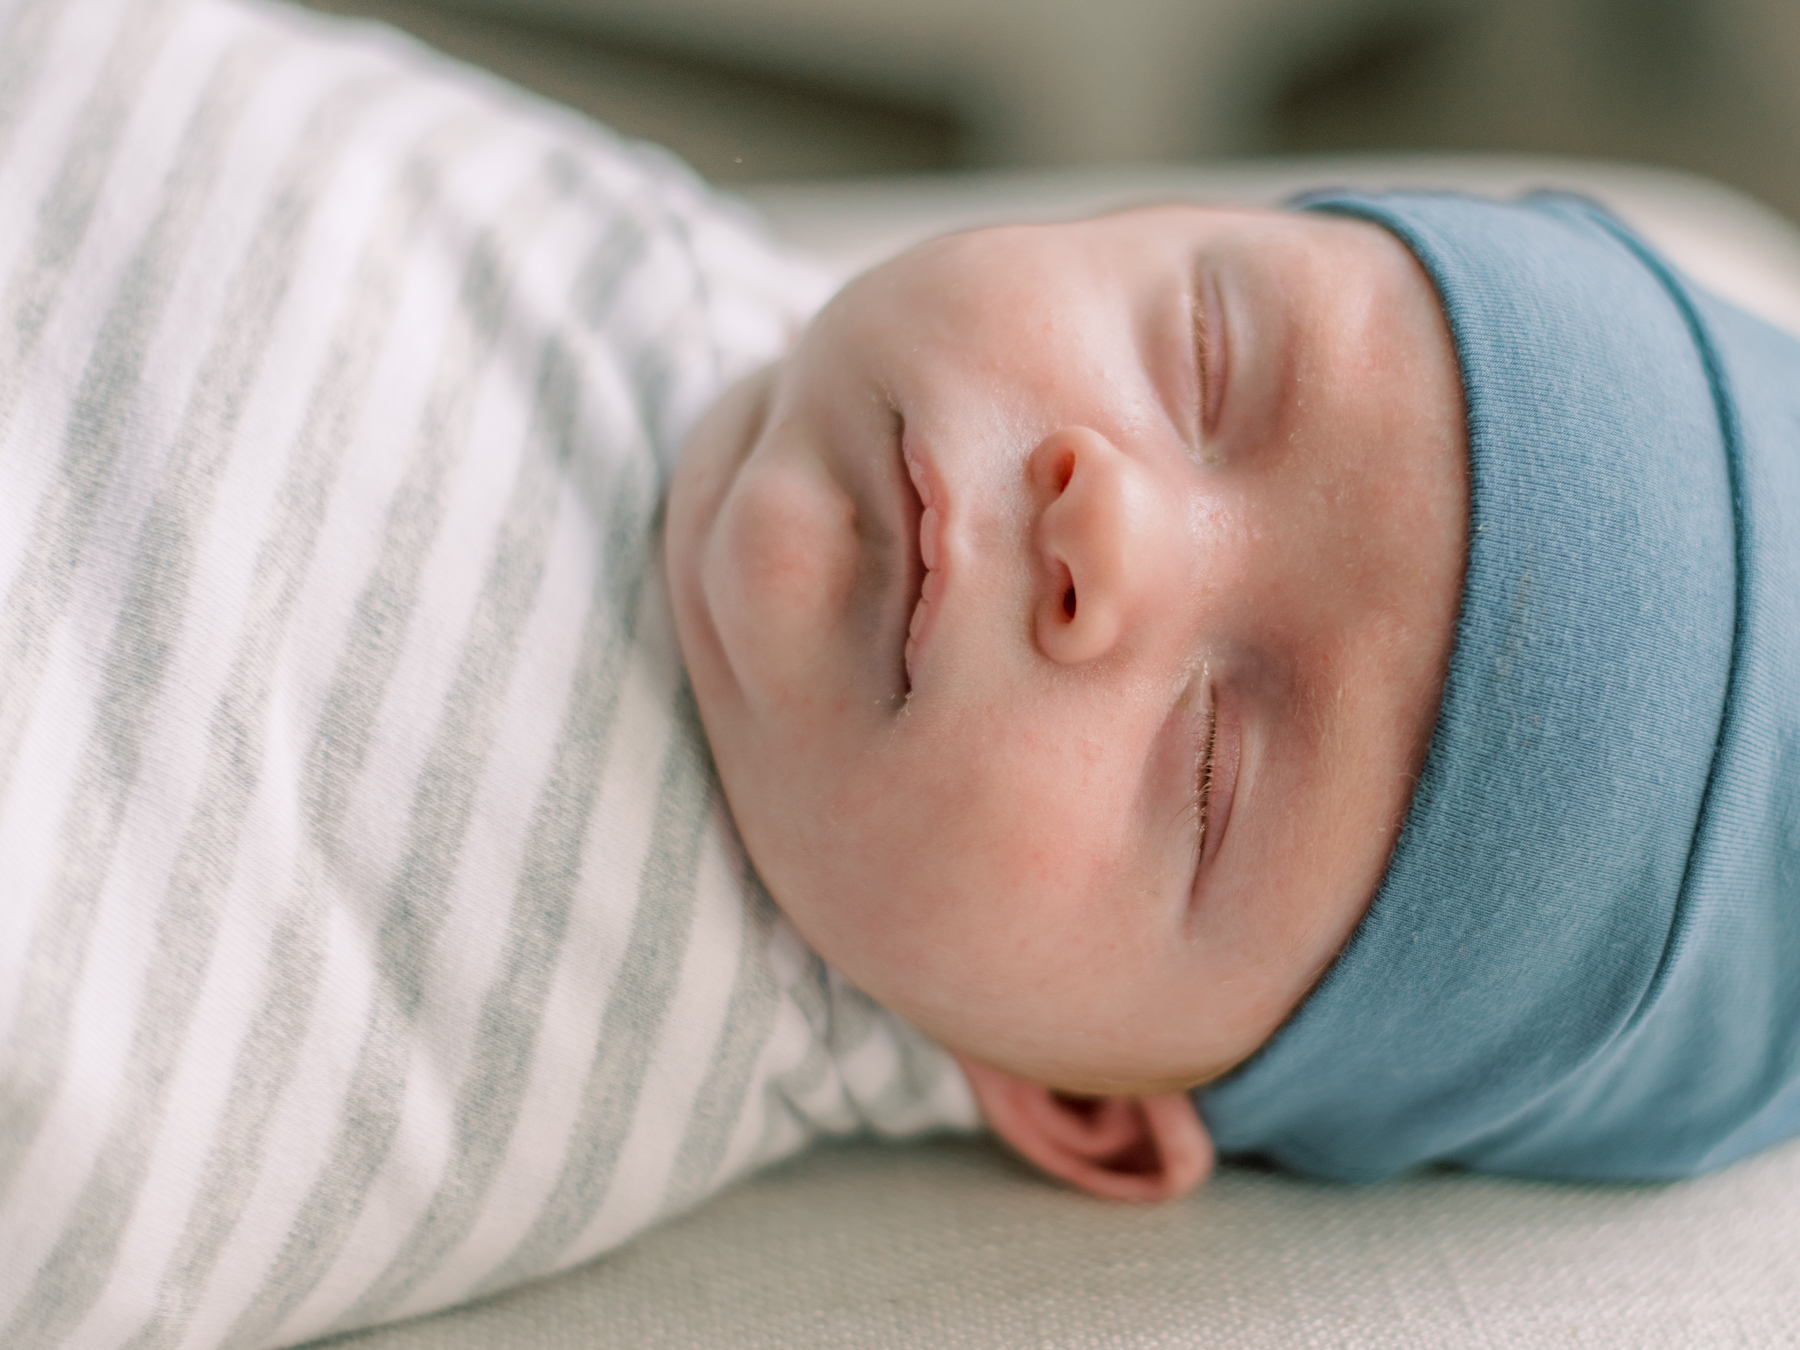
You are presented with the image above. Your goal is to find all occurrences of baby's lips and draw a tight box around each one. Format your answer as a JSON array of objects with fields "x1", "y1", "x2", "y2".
[
  {"x1": 901, "y1": 438, "x2": 950, "y2": 684},
  {"x1": 904, "y1": 554, "x2": 944, "y2": 684}
]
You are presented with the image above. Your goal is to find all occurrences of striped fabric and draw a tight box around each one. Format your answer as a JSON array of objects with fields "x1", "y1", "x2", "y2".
[{"x1": 0, "y1": 1, "x2": 978, "y2": 1346}]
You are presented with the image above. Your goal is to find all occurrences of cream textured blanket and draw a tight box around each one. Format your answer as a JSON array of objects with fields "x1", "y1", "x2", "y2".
[{"x1": 0, "y1": 1, "x2": 975, "y2": 1346}]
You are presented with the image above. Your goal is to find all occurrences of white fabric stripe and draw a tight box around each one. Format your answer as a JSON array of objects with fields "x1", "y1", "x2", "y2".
[
  {"x1": 306, "y1": 171, "x2": 720, "y2": 1332},
  {"x1": 0, "y1": 12, "x2": 273, "y2": 851},
  {"x1": 366, "y1": 674, "x2": 717, "y2": 1325},
  {"x1": 715, "y1": 921, "x2": 845, "y2": 1183},
  {"x1": 0, "y1": 11, "x2": 275, "y2": 630},
  {"x1": 0, "y1": 633, "x2": 85, "y2": 1039},
  {"x1": 587, "y1": 223, "x2": 716, "y2": 456},
  {"x1": 457, "y1": 561, "x2": 682, "y2": 1306},
  {"x1": 283, "y1": 156, "x2": 569, "y2": 852},
  {"x1": 0, "y1": 29, "x2": 332, "y2": 870},
  {"x1": 67, "y1": 778, "x2": 303, "y2": 1350},
  {"x1": 62, "y1": 760, "x2": 312, "y2": 1350}
]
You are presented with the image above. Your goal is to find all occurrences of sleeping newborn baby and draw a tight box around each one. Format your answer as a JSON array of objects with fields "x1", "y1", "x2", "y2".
[{"x1": 670, "y1": 189, "x2": 1800, "y2": 1196}]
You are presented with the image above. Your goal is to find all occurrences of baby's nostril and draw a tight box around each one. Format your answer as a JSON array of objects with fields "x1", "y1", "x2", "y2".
[{"x1": 1062, "y1": 586, "x2": 1077, "y2": 619}]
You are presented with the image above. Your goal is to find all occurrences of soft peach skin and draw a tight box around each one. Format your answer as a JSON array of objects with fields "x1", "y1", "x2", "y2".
[{"x1": 665, "y1": 206, "x2": 1467, "y2": 1199}]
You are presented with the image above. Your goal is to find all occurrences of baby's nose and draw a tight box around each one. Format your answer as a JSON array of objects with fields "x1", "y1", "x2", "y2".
[{"x1": 1028, "y1": 427, "x2": 1169, "y2": 666}]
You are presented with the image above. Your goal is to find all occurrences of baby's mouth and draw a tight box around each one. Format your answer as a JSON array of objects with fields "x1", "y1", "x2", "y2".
[{"x1": 900, "y1": 438, "x2": 943, "y2": 690}]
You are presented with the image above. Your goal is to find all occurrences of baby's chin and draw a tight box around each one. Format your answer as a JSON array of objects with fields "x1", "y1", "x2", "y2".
[{"x1": 831, "y1": 965, "x2": 1226, "y2": 1101}]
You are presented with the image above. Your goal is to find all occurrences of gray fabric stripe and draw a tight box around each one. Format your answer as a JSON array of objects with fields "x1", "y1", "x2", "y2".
[
  {"x1": 660, "y1": 870, "x2": 784, "y2": 1216},
  {"x1": 568, "y1": 201, "x2": 657, "y2": 327},
  {"x1": 332, "y1": 297, "x2": 667, "y2": 1327},
  {"x1": 471, "y1": 683, "x2": 719, "y2": 1297},
  {"x1": 0, "y1": 0, "x2": 183, "y2": 430},
  {"x1": 214, "y1": 154, "x2": 591, "y2": 1350},
  {"x1": 0, "y1": 49, "x2": 371, "y2": 1214},
  {"x1": 0, "y1": 27, "x2": 276, "y2": 814},
  {"x1": 94, "y1": 118, "x2": 487, "y2": 1350},
  {"x1": 827, "y1": 981, "x2": 879, "y2": 1058},
  {"x1": 758, "y1": 958, "x2": 838, "y2": 1157}
]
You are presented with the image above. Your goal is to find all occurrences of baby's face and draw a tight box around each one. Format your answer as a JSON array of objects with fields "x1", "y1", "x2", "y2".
[{"x1": 666, "y1": 206, "x2": 1466, "y2": 1094}]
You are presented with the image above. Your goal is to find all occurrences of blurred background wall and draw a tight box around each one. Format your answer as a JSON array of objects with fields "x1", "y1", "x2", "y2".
[{"x1": 297, "y1": 0, "x2": 1800, "y2": 220}]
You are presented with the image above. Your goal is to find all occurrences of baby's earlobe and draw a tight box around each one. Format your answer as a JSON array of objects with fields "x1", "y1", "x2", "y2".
[{"x1": 951, "y1": 1053, "x2": 1214, "y2": 1202}]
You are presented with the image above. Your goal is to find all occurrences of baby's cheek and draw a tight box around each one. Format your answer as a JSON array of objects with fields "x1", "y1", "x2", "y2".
[
  {"x1": 704, "y1": 483, "x2": 856, "y2": 719},
  {"x1": 725, "y1": 466, "x2": 855, "y2": 618}
]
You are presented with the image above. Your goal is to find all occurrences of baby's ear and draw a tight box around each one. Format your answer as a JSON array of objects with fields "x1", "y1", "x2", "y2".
[{"x1": 952, "y1": 1053, "x2": 1213, "y2": 1201}]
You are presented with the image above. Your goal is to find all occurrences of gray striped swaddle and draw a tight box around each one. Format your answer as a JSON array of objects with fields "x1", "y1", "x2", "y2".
[{"x1": 0, "y1": 1, "x2": 978, "y2": 1346}]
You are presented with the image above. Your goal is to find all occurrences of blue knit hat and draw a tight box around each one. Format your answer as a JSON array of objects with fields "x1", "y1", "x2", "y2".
[{"x1": 1197, "y1": 190, "x2": 1800, "y2": 1181}]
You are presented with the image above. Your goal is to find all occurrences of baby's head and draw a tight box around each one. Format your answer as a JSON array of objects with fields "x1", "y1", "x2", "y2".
[
  {"x1": 670, "y1": 187, "x2": 1798, "y2": 1198},
  {"x1": 665, "y1": 203, "x2": 1467, "y2": 1184}
]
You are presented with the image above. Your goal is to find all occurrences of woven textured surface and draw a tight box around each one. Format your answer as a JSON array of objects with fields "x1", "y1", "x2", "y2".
[{"x1": 328, "y1": 1133, "x2": 1800, "y2": 1348}]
